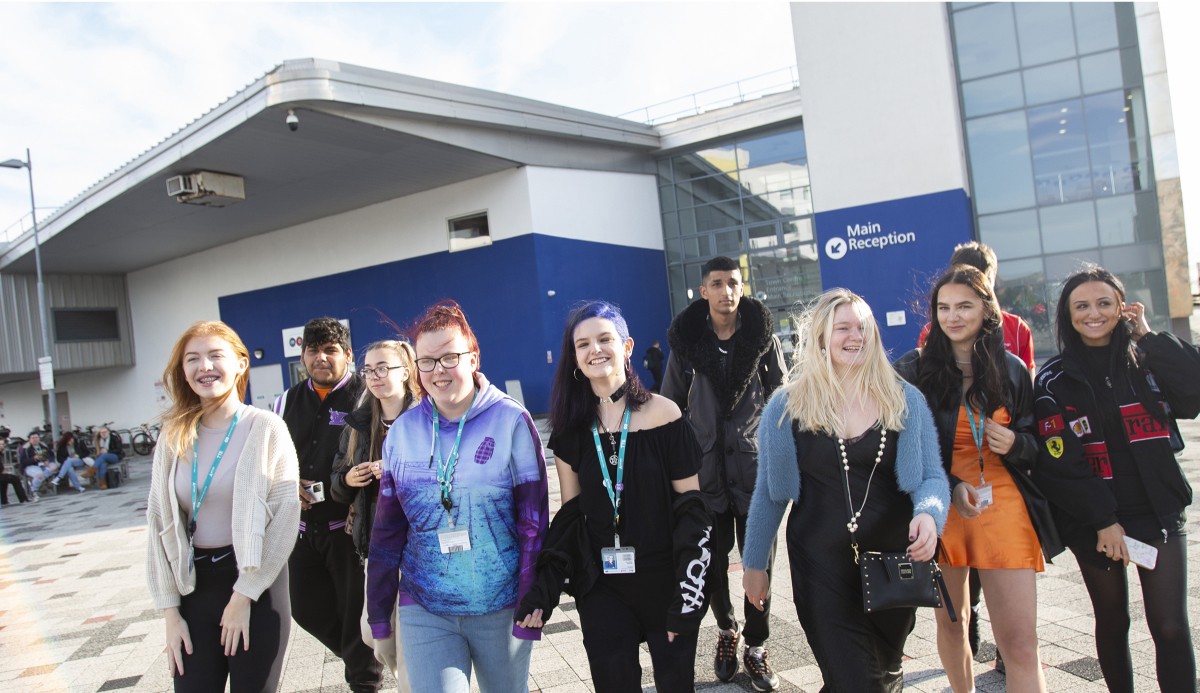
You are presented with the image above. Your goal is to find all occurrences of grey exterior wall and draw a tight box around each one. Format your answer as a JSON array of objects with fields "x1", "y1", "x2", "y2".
[{"x1": 0, "y1": 273, "x2": 135, "y2": 379}]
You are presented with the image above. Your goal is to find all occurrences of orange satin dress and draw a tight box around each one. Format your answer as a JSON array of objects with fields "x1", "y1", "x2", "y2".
[{"x1": 939, "y1": 406, "x2": 1044, "y2": 572}]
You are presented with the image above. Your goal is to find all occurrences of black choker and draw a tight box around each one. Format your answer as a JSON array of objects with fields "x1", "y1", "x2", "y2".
[{"x1": 592, "y1": 383, "x2": 626, "y2": 406}]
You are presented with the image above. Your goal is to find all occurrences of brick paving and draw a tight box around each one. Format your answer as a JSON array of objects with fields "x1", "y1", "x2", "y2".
[{"x1": 1, "y1": 418, "x2": 1197, "y2": 693}]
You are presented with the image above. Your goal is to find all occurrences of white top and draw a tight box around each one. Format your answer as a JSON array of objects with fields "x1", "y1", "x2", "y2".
[{"x1": 173, "y1": 416, "x2": 252, "y2": 548}]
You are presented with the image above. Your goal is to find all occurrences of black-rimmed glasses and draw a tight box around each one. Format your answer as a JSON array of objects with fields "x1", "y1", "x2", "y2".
[
  {"x1": 415, "y1": 352, "x2": 471, "y2": 372},
  {"x1": 360, "y1": 365, "x2": 407, "y2": 379}
]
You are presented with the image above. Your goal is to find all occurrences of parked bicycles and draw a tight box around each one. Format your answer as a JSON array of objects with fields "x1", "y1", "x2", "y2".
[{"x1": 131, "y1": 422, "x2": 160, "y2": 457}]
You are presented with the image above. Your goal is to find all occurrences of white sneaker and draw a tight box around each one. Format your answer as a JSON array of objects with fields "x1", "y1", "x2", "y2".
[
  {"x1": 51, "y1": 477, "x2": 61, "y2": 486},
  {"x1": 30, "y1": 492, "x2": 39, "y2": 502},
  {"x1": 76, "y1": 486, "x2": 86, "y2": 494}
]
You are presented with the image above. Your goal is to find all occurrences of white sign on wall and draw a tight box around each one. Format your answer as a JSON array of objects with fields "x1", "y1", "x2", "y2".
[
  {"x1": 282, "y1": 320, "x2": 351, "y2": 358},
  {"x1": 38, "y1": 356, "x2": 54, "y2": 391}
]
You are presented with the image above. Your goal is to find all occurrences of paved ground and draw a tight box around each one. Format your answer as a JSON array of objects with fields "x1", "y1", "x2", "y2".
[{"x1": 1, "y1": 418, "x2": 1197, "y2": 693}]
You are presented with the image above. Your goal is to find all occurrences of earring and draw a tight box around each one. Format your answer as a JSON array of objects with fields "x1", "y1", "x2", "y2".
[{"x1": 573, "y1": 368, "x2": 584, "y2": 381}]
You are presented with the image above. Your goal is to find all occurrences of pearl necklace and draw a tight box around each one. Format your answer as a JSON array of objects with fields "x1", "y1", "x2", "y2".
[{"x1": 838, "y1": 429, "x2": 887, "y2": 534}]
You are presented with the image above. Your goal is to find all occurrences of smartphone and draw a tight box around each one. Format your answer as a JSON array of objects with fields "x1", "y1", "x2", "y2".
[
  {"x1": 1123, "y1": 535, "x2": 1158, "y2": 570},
  {"x1": 303, "y1": 481, "x2": 325, "y2": 504}
]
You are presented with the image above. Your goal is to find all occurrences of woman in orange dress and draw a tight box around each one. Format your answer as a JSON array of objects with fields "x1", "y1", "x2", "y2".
[{"x1": 896, "y1": 265, "x2": 1060, "y2": 693}]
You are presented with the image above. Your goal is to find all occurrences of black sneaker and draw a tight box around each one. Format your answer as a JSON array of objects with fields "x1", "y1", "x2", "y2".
[
  {"x1": 968, "y1": 607, "x2": 980, "y2": 656},
  {"x1": 743, "y1": 647, "x2": 780, "y2": 692},
  {"x1": 714, "y1": 628, "x2": 740, "y2": 682},
  {"x1": 995, "y1": 651, "x2": 1005, "y2": 673}
]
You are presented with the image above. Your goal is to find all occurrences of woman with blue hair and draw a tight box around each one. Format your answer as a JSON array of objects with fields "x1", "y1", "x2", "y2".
[{"x1": 516, "y1": 300, "x2": 713, "y2": 693}]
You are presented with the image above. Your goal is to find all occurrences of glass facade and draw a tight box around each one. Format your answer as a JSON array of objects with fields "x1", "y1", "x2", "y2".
[
  {"x1": 657, "y1": 126, "x2": 819, "y2": 360},
  {"x1": 950, "y1": 2, "x2": 1167, "y2": 356}
]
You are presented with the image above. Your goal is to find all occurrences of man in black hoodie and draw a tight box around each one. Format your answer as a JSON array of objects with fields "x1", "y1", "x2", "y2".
[
  {"x1": 662, "y1": 256, "x2": 786, "y2": 691},
  {"x1": 274, "y1": 318, "x2": 381, "y2": 692}
]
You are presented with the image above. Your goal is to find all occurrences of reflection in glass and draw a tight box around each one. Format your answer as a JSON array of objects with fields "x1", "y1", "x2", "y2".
[
  {"x1": 1015, "y1": 2, "x2": 1076, "y2": 67},
  {"x1": 735, "y1": 130, "x2": 807, "y2": 169},
  {"x1": 962, "y1": 72, "x2": 1024, "y2": 117},
  {"x1": 665, "y1": 238, "x2": 681, "y2": 264},
  {"x1": 671, "y1": 153, "x2": 726, "y2": 182},
  {"x1": 1045, "y1": 248, "x2": 1101, "y2": 281},
  {"x1": 1023, "y1": 60, "x2": 1080, "y2": 106},
  {"x1": 997, "y1": 257, "x2": 1046, "y2": 286},
  {"x1": 1073, "y1": 2, "x2": 1119, "y2": 54},
  {"x1": 1079, "y1": 50, "x2": 1122, "y2": 94},
  {"x1": 662, "y1": 212, "x2": 679, "y2": 238},
  {"x1": 738, "y1": 159, "x2": 810, "y2": 196},
  {"x1": 746, "y1": 246, "x2": 822, "y2": 308},
  {"x1": 1085, "y1": 90, "x2": 1149, "y2": 197},
  {"x1": 668, "y1": 265, "x2": 685, "y2": 294},
  {"x1": 954, "y1": 3, "x2": 1021, "y2": 80},
  {"x1": 658, "y1": 185, "x2": 675, "y2": 212},
  {"x1": 714, "y1": 229, "x2": 743, "y2": 255},
  {"x1": 966, "y1": 110, "x2": 1036, "y2": 214},
  {"x1": 682, "y1": 234, "x2": 711, "y2": 261},
  {"x1": 782, "y1": 219, "x2": 814, "y2": 244},
  {"x1": 1028, "y1": 100, "x2": 1091, "y2": 205},
  {"x1": 979, "y1": 209, "x2": 1041, "y2": 260},
  {"x1": 748, "y1": 224, "x2": 778, "y2": 250},
  {"x1": 996, "y1": 282, "x2": 1052, "y2": 336},
  {"x1": 679, "y1": 200, "x2": 742, "y2": 234},
  {"x1": 745, "y1": 187, "x2": 812, "y2": 220},
  {"x1": 657, "y1": 158, "x2": 672, "y2": 182},
  {"x1": 1096, "y1": 192, "x2": 1159, "y2": 246},
  {"x1": 676, "y1": 174, "x2": 742, "y2": 208},
  {"x1": 1039, "y1": 200, "x2": 1098, "y2": 253}
]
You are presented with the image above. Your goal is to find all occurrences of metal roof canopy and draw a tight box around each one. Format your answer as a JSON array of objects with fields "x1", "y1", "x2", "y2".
[{"x1": 0, "y1": 58, "x2": 660, "y2": 275}]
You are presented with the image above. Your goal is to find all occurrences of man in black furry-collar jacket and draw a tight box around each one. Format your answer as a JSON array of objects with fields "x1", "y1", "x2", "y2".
[{"x1": 662, "y1": 256, "x2": 786, "y2": 690}]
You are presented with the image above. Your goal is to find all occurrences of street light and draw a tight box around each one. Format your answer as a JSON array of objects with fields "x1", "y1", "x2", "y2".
[{"x1": 2, "y1": 150, "x2": 60, "y2": 443}]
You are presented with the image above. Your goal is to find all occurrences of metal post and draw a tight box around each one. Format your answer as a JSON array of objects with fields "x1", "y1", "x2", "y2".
[{"x1": 24, "y1": 149, "x2": 59, "y2": 443}]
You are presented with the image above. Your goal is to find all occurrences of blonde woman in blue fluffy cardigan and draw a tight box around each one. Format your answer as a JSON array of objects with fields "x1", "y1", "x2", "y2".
[{"x1": 741, "y1": 289, "x2": 949, "y2": 692}]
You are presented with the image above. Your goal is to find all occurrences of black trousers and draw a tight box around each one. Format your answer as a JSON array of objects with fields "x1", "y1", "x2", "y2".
[
  {"x1": 0, "y1": 473, "x2": 28, "y2": 504},
  {"x1": 709, "y1": 507, "x2": 775, "y2": 647},
  {"x1": 577, "y1": 579, "x2": 700, "y2": 693},
  {"x1": 289, "y1": 529, "x2": 382, "y2": 692},
  {"x1": 649, "y1": 366, "x2": 663, "y2": 393},
  {"x1": 175, "y1": 546, "x2": 289, "y2": 693}
]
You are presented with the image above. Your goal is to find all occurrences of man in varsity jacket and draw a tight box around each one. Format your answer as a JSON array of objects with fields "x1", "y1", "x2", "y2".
[{"x1": 274, "y1": 318, "x2": 380, "y2": 692}]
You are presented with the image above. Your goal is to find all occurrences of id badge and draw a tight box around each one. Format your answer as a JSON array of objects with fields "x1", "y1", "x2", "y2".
[
  {"x1": 187, "y1": 540, "x2": 195, "y2": 576},
  {"x1": 976, "y1": 482, "x2": 994, "y2": 509},
  {"x1": 601, "y1": 546, "x2": 636, "y2": 574},
  {"x1": 1124, "y1": 535, "x2": 1158, "y2": 570},
  {"x1": 437, "y1": 526, "x2": 472, "y2": 554}
]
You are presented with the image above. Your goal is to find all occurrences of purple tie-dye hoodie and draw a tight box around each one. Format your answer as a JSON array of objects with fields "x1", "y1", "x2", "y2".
[{"x1": 366, "y1": 373, "x2": 548, "y2": 640}]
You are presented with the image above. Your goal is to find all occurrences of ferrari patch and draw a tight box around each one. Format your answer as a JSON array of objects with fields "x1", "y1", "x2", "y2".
[
  {"x1": 1039, "y1": 415, "x2": 1064, "y2": 436},
  {"x1": 1069, "y1": 416, "x2": 1091, "y2": 437},
  {"x1": 1046, "y1": 437, "x2": 1064, "y2": 458}
]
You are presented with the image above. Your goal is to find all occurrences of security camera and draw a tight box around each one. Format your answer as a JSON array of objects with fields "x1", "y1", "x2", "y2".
[{"x1": 286, "y1": 109, "x2": 299, "y2": 132}]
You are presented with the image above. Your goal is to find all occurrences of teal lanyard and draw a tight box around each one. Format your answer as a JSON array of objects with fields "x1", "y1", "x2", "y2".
[
  {"x1": 190, "y1": 406, "x2": 244, "y2": 537},
  {"x1": 431, "y1": 389, "x2": 476, "y2": 520},
  {"x1": 964, "y1": 401, "x2": 986, "y2": 484},
  {"x1": 592, "y1": 407, "x2": 631, "y2": 544}
]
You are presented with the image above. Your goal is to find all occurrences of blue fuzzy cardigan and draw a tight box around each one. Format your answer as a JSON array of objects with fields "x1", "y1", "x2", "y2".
[{"x1": 741, "y1": 380, "x2": 950, "y2": 571}]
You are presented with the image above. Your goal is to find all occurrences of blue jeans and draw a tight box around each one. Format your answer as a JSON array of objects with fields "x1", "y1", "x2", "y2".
[
  {"x1": 398, "y1": 604, "x2": 531, "y2": 693},
  {"x1": 55, "y1": 457, "x2": 88, "y2": 489},
  {"x1": 95, "y1": 453, "x2": 119, "y2": 480}
]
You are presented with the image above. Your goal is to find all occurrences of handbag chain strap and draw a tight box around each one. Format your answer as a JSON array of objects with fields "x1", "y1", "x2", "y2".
[{"x1": 837, "y1": 429, "x2": 887, "y2": 564}]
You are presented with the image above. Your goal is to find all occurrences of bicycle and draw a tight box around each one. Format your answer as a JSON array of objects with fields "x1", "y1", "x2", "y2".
[{"x1": 131, "y1": 422, "x2": 160, "y2": 457}]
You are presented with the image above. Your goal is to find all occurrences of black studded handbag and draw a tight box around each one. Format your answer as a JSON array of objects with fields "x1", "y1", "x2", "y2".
[{"x1": 836, "y1": 431, "x2": 956, "y2": 620}]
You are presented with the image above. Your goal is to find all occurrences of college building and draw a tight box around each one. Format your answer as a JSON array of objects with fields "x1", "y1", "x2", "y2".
[{"x1": 0, "y1": 2, "x2": 1189, "y2": 435}]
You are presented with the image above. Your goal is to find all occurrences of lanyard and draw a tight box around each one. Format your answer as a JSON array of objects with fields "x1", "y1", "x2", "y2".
[
  {"x1": 592, "y1": 407, "x2": 631, "y2": 546},
  {"x1": 190, "y1": 406, "x2": 244, "y2": 536},
  {"x1": 965, "y1": 401, "x2": 986, "y2": 484},
  {"x1": 431, "y1": 389, "x2": 476, "y2": 522}
]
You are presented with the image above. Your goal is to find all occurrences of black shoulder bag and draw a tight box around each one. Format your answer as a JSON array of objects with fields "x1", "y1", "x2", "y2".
[{"x1": 837, "y1": 430, "x2": 956, "y2": 621}]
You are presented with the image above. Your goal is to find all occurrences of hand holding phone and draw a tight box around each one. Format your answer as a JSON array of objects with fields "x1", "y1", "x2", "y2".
[{"x1": 1123, "y1": 535, "x2": 1158, "y2": 570}]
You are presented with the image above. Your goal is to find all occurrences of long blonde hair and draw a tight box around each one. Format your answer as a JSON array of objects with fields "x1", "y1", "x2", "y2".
[
  {"x1": 342, "y1": 340, "x2": 423, "y2": 466},
  {"x1": 778, "y1": 289, "x2": 908, "y2": 435},
  {"x1": 159, "y1": 321, "x2": 250, "y2": 462}
]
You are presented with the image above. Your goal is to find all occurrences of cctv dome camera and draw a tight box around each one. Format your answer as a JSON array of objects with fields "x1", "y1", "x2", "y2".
[{"x1": 286, "y1": 109, "x2": 299, "y2": 132}]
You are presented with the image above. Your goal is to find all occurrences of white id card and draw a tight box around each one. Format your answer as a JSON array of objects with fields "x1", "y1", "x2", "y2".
[
  {"x1": 1124, "y1": 535, "x2": 1158, "y2": 570},
  {"x1": 976, "y1": 483, "x2": 994, "y2": 509},
  {"x1": 437, "y1": 526, "x2": 472, "y2": 554},
  {"x1": 601, "y1": 546, "x2": 636, "y2": 574}
]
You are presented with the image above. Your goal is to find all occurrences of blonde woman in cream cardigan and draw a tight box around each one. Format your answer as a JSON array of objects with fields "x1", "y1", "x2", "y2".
[{"x1": 145, "y1": 321, "x2": 300, "y2": 693}]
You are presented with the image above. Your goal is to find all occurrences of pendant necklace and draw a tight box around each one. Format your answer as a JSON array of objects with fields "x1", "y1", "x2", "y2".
[{"x1": 597, "y1": 413, "x2": 622, "y2": 466}]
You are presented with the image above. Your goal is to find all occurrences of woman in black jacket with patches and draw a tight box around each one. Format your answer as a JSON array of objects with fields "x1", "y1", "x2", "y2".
[
  {"x1": 1032, "y1": 265, "x2": 1199, "y2": 693},
  {"x1": 330, "y1": 339, "x2": 421, "y2": 690}
]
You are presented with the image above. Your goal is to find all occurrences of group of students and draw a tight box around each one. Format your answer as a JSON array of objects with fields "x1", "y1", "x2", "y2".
[
  {"x1": 0, "y1": 427, "x2": 125, "y2": 503},
  {"x1": 142, "y1": 243, "x2": 1195, "y2": 693}
]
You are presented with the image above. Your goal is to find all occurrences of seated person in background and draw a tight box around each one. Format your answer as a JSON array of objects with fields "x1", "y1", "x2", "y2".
[
  {"x1": 92, "y1": 427, "x2": 125, "y2": 490},
  {"x1": 18, "y1": 432, "x2": 58, "y2": 499},
  {"x1": 53, "y1": 431, "x2": 90, "y2": 493}
]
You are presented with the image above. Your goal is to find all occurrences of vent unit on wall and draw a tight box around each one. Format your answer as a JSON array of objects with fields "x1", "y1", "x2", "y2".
[{"x1": 165, "y1": 171, "x2": 246, "y2": 207}]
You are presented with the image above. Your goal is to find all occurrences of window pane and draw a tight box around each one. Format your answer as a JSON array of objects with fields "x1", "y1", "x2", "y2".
[
  {"x1": 662, "y1": 211, "x2": 679, "y2": 238},
  {"x1": 1095, "y1": 192, "x2": 1160, "y2": 246},
  {"x1": 735, "y1": 130, "x2": 807, "y2": 169},
  {"x1": 953, "y1": 4, "x2": 1021, "y2": 80},
  {"x1": 748, "y1": 223, "x2": 779, "y2": 249},
  {"x1": 995, "y1": 282, "x2": 1052, "y2": 344},
  {"x1": 672, "y1": 153, "x2": 726, "y2": 181},
  {"x1": 656, "y1": 158, "x2": 672, "y2": 182},
  {"x1": 692, "y1": 200, "x2": 742, "y2": 233},
  {"x1": 996, "y1": 257, "x2": 1045, "y2": 286},
  {"x1": 1079, "y1": 50, "x2": 1123, "y2": 94},
  {"x1": 676, "y1": 174, "x2": 741, "y2": 207},
  {"x1": 746, "y1": 246, "x2": 822, "y2": 308},
  {"x1": 682, "y1": 234, "x2": 712, "y2": 260},
  {"x1": 1028, "y1": 100, "x2": 1092, "y2": 205},
  {"x1": 684, "y1": 263, "x2": 705, "y2": 293},
  {"x1": 678, "y1": 207, "x2": 697, "y2": 236},
  {"x1": 1040, "y1": 200, "x2": 1098, "y2": 253},
  {"x1": 966, "y1": 111, "x2": 1036, "y2": 214},
  {"x1": 1015, "y1": 2, "x2": 1076, "y2": 66},
  {"x1": 1074, "y1": 2, "x2": 1119, "y2": 54},
  {"x1": 1023, "y1": 60, "x2": 1080, "y2": 106},
  {"x1": 668, "y1": 266, "x2": 686, "y2": 293},
  {"x1": 745, "y1": 186, "x2": 812, "y2": 219},
  {"x1": 1119, "y1": 46, "x2": 1143, "y2": 87},
  {"x1": 738, "y1": 159, "x2": 810, "y2": 195},
  {"x1": 1101, "y1": 242, "x2": 1164, "y2": 274},
  {"x1": 714, "y1": 229, "x2": 743, "y2": 255},
  {"x1": 1086, "y1": 90, "x2": 1150, "y2": 197},
  {"x1": 782, "y1": 218, "x2": 814, "y2": 244},
  {"x1": 658, "y1": 185, "x2": 675, "y2": 212},
  {"x1": 962, "y1": 72, "x2": 1024, "y2": 117},
  {"x1": 665, "y1": 238, "x2": 681, "y2": 264},
  {"x1": 1114, "y1": 3, "x2": 1139, "y2": 47},
  {"x1": 980, "y1": 209, "x2": 1041, "y2": 260},
  {"x1": 1045, "y1": 248, "x2": 1101, "y2": 280},
  {"x1": 1115, "y1": 270, "x2": 1169, "y2": 331}
]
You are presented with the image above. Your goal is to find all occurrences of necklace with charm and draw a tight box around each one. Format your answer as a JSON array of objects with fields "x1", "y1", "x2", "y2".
[{"x1": 597, "y1": 410, "x2": 624, "y2": 466}]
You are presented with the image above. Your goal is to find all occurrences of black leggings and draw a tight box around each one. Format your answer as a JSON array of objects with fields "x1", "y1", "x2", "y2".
[
  {"x1": 175, "y1": 546, "x2": 290, "y2": 693},
  {"x1": 0, "y1": 472, "x2": 28, "y2": 504},
  {"x1": 1073, "y1": 536, "x2": 1194, "y2": 693},
  {"x1": 577, "y1": 579, "x2": 700, "y2": 693}
]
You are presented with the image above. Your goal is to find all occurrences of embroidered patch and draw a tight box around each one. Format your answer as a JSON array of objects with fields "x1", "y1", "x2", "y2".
[
  {"x1": 474, "y1": 437, "x2": 495, "y2": 465},
  {"x1": 1046, "y1": 437, "x2": 1064, "y2": 458},
  {"x1": 329, "y1": 410, "x2": 348, "y2": 426},
  {"x1": 1120, "y1": 403, "x2": 1169, "y2": 442},
  {"x1": 1083, "y1": 441, "x2": 1112, "y2": 479},
  {"x1": 1039, "y1": 415, "x2": 1064, "y2": 436},
  {"x1": 1069, "y1": 416, "x2": 1091, "y2": 437}
]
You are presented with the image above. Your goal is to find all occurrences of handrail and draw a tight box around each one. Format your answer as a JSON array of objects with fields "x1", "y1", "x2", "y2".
[
  {"x1": 1, "y1": 207, "x2": 60, "y2": 244},
  {"x1": 617, "y1": 66, "x2": 799, "y2": 126}
]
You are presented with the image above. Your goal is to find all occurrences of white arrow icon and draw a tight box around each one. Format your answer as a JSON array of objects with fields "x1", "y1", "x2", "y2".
[{"x1": 825, "y1": 237, "x2": 848, "y2": 260}]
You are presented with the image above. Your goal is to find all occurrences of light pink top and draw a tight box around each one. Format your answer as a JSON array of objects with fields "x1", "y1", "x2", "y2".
[{"x1": 174, "y1": 413, "x2": 252, "y2": 548}]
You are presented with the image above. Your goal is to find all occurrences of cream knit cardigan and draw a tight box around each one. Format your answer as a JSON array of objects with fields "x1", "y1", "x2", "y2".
[{"x1": 145, "y1": 406, "x2": 300, "y2": 609}]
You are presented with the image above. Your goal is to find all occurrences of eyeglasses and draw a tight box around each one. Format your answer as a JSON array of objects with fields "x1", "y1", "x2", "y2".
[
  {"x1": 414, "y1": 352, "x2": 472, "y2": 372},
  {"x1": 359, "y1": 365, "x2": 407, "y2": 379}
]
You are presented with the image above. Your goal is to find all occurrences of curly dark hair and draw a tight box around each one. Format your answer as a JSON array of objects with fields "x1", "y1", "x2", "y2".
[{"x1": 303, "y1": 317, "x2": 351, "y2": 353}]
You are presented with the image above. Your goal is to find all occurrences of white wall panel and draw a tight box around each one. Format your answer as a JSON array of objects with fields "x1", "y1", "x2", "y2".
[{"x1": 524, "y1": 168, "x2": 662, "y2": 250}]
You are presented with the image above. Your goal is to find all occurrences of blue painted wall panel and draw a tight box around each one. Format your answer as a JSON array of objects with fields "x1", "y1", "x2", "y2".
[{"x1": 814, "y1": 189, "x2": 975, "y2": 356}]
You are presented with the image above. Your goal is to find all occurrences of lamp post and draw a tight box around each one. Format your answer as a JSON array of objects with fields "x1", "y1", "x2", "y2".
[{"x1": 2, "y1": 149, "x2": 60, "y2": 443}]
